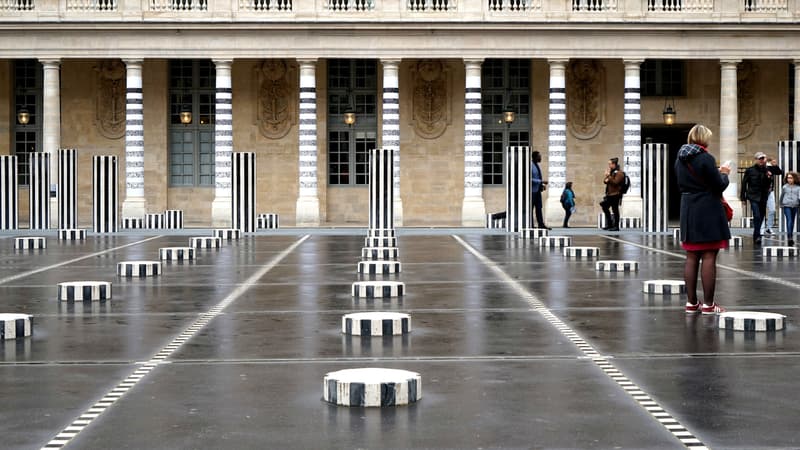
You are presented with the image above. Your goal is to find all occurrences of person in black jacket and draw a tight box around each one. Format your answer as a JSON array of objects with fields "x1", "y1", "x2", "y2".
[
  {"x1": 740, "y1": 151, "x2": 774, "y2": 244},
  {"x1": 675, "y1": 124, "x2": 730, "y2": 315}
]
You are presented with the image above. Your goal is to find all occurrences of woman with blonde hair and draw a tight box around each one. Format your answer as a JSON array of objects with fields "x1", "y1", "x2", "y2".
[{"x1": 674, "y1": 124, "x2": 730, "y2": 314}]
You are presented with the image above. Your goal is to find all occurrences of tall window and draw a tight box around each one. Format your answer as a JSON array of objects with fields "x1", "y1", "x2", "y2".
[
  {"x1": 327, "y1": 59, "x2": 378, "y2": 186},
  {"x1": 482, "y1": 59, "x2": 531, "y2": 185},
  {"x1": 168, "y1": 60, "x2": 216, "y2": 186},
  {"x1": 13, "y1": 60, "x2": 42, "y2": 186},
  {"x1": 641, "y1": 60, "x2": 685, "y2": 97}
]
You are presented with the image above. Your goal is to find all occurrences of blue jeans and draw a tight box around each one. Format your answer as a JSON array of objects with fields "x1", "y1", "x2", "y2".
[{"x1": 783, "y1": 207, "x2": 798, "y2": 239}]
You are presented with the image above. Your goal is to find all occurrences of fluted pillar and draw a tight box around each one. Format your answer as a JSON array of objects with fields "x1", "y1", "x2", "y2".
[
  {"x1": 121, "y1": 59, "x2": 146, "y2": 219},
  {"x1": 295, "y1": 59, "x2": 320, "y2": 226},
  {"x1": 41, "y1": 59, "x2": 60, "y2": 227},
  {"x1": 720, "y1": 60, "x2": 741, "y2": 216},
  {"x1": 461, "y1": 59, "x2": 486, "y2": 226},
  {"x1": 622, "y1": 60, "x2": 643, "y2": 218},
  {"x1": 211, "y1": 59, "x2": 234, "y2": 227},
  {"x1": 381, "y1": 59, "x2": 402, "y2": 226},
  {"x1": 545, "y1": 59, "x2": 567, "y2": 225}
]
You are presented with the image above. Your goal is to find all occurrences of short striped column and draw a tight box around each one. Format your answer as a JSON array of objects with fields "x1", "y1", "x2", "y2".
[
  {"x1": 728, "y1": 236, "x2": 743, "y2": 248},
  {"x1": 563, "y1": 246, "x2": 600, "y2": 258},
  {"x1": 123, "y1": 217, "x2": 144, "y2": 229},
  {"x1": 145, "y1": 213, "x2": 164, "y2": 229},
  {"x1": 28, "y1": 152, "x2": 50, "y2": 230},
  {"x1": 92, "y1": 155, "x2": 118, "y2": 233},
  {"x1": 486, "y1": 212, "x2": 506, "y2": 229},
  {"x1": 777, "y1": 141, "x2": 799, "y2": 232},
  {"x1": 739, "y1": 217, "x2": 753, "y2": 229},
  {"x1": 642, "y1": 143, "x2": 668, "y2": 232},
  {"x1": 159, "y1": 247, "x2": 195, "y2": 261},
  {"x1": 190, "y1": 237, "x2": 222, "y2": 249},
  {"x1": 369, "y1": 148, "x2": 394, "y2": 231},
  {"x1": 58, "y1": 148, "x2": 78, "y2": 229},
  {"x1": 59, "y1": 229, "x2": 86, "y2": 240},
  {"x1": 1, "y1": 155, "x2": 19, "y2": 230},
  {"x1": 58, "y1": 281, "x2": 112, "y2": 301},
  {"x1": 165, "y1": 210, "x2": 183, "y2": 229},
  {"x1": 117, "y1": 261, "x2": 161, "y2": 277},
  {"x1": 762, "y1": 246, "x2": 797, "y2": 258},
  {"x1": 619, "y1": 217, "x2": 641, "y2": 229},
  {"x1": 643, "y1": 280, "x2": 686, "y2": 295},
  {"x1": 214, "y1": 228, "x2": 241, "y2": 240},
  {"x1": 257, "y1": 213, "x2": 279, "y2": 229},
  {"x1": 358, "y1": 261, "x2": 401, "y2": 275},
  {"x1": 352, "y1": 280, "x2": 405, "y2": 298},
  {"x1": 0, "y1": 314, "x2": 33, "y2": 340},
  {"x1": 672, "y1": 228, "x2": 681, "y2": 241},
  {"x1": 718, "y1": 312, "x2": 786, "y2": 331},
  {"x1": 365, "y1": 236, "x2": 397, "y2": 247},
  {"x1": 361, "y1": 247, "x2": 399, "y2": 261},
  {"x1": 505, "y1": 146, "x2": 531, "y2": 233},
  {"x1": 232, "y1": 152, "x2": 256, "y2": 233},
  {"x1": 595, "y1": 260, "x2": 639, "y2": 272},
  {"x1": 539, "y1": 236, "x2": 571, "y2": 248},
  {"x1": 519, "y1": 228, "x2": 549, "y2": 239},
  {"x1": 367, "y1": 228, "x2": 395, "y2": 238},
  {"x1": 342, "y1": 312, "x2": 410, "y2": 336},
  {"x1": 15, "y1": 237, "x2": 46, "y2": 250},
  {"x1": 323, "y1": 368, "x2": 421, "y2": 407}
]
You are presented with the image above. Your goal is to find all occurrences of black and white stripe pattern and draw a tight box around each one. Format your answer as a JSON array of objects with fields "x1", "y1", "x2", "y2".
[
  {"x1": 365, "y1": 236, "x2": 397, "y2": 247},
  {"x1": 739, "y1": 216, "x2": 753, "y2": 228},
  {"x1": 58, "y1": 228, "x2": 86, "y2": 240},
  {"x1": 0, "y1": 155, "x2": 18, "y2": 230},
  {"x1": 58, "y1": 281, "x2": 112, "y2": 301},
  {"x1": 595, "y1": 260, "x2": 639, "y2": 272},
  {"x1": 352, "y1": 280, "x2": 405, "y2": 298},
  {"x1": 728, "y1": 236, "x2": 743, "y2": 248},
  {"x1": 0, "y1": 314, "x2": 32, "y2": 340},
  {"x1": 485, "y1": 211, "x2": 506, "y2": 229},
  {"x1": 548, "y1": 60, "x2": 567, "y2": 191},
  {"x1": 642, "y1": 143, "x2": 668, "y2": 232},
  {"x1": 672, "y1": 228, "x2": 681, "y2": 240},
  {"x1": 298, "y1": 60, "x2": 318, "y2": 201},
  {"x1": 623, "y1": 61, "x2": 642, "y2": 197},
  {"x1": 58, "y1": 148, "x2": 78, "y2": 229},
  {"x1": 165, "y1": 210, "x2": 183, "y2": 229},
  {"x1": 618, "y1": 217, "x2": 641, "y2": 229},
  {"x1": 214, "y1": 60, "x2": 233, "y2": 199},
  {"x1": 538, "y1": 236, "x2": 571, "y2": 248},
  {"x1": 762, "y1": 246, "x2": 797, "y2": 258},
  {"x1": 777, "y1": 141, "x2": 799, "y2": 232},
  {"x1": 190, "y1": 237, "x2": 222, "y2": 249},
  {"x1": 505, "y1": 146, "x2": 531, "y2": 233},
  {"x1": 642, "y1": 280, "x2": 686, "y2": 295},
  {"x1": 382, "y1": 60, "x2": 400, "y2": 226},
  {"x1": 718, "y1": 311, "x2": 786, "y2": 331},
  {"x1": 463, "y1": 59, "x2": 483, "y2": 204},
  {"x1": 214, "y1": 228, "x2": 241, "y2": 240},
  {"x1": 92, "y1": 155, "x2": 118, "y2": 233},
  {"x1": 361, "y1": 247, "x2": 399, "y2": 261},
  {"x1": 159, "y1": 247, "x2": 195, "y2": 261},
  {"x1": 257, "y1": 213, "x2": 279, "y2": 229},
  {"x1": 367, "y1": 228, "x2": 395, "y2": 238},
  {"x1": 342, "y1": 312, "x2": 410, "y2": 336},
  {"x1": 14, "y1": 237, "x2": 46, "y2": 249},
  {"x1": 145, "y1": 213, "x2": 164, "y2": 229},
  {"x1": 323, "y1": 368, "x2": 421, "y2": 407},
  {"x1": 563, "y1": 246, "x2": 600, "y2": 258},
  {"x1": 519, "y1": 228, "x2": 549, "y2": 239},
  {"x1": 116, "y1": 261, "x2": 161, "y2": 277},
  {"x1": 28, "y1": 151, "x2": 50, "y2": 230},
  {"x1": 358, "y1": 261, "x2": 401, "y2": 275},
  {"x1": 123, "y1": 217, "x2": 144, "y2": 229},
  {"x1": 125, "y1": 60, "x2": 145, "y2": 202},
  {"x1": 232, "y1": 152, "x2": 256, "y2": 233},
  {"x1": 369, "y1": 148, "x2": 394, "y2": 230}
]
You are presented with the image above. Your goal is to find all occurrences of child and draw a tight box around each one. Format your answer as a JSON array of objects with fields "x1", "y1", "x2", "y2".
[
  {"x1": 560, "y1": 182, "x2": 576, "y2": 228},
  {"x1": 779, "y1": 172, "x2": 800, "y2": 246}
]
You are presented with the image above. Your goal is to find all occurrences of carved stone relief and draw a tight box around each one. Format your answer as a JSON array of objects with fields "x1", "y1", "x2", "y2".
[
  {"x1": 567, "y1": 60, "x2": 606, "y2": 140},
  {"x1": 738, "y1": 61, "x2": 759, "y2": 141},
  {"x1": 94, "y1": 60, "x2": 126, "y2": 140},
  {"x1": 410, "y1": 60, "x2": 451, "y2": 139},
  {"x1": 256, "y1": 59, "x2": 297, "y2": 140}
]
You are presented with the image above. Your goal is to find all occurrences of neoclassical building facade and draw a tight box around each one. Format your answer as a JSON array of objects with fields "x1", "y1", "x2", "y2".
[{"x1": 1, "y1": 0, "x2": 799, "y2": 227}]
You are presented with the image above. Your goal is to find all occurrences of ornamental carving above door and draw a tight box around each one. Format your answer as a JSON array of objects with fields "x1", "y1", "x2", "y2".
[
  {"x1": 95, "y1": 60, "x2": 126, "y2": 140},
  {"x1": 411, "y1": 60, "x2": 451, "y2": 139},
  {"x1": 567, "y1": 60, "x2": 606, "y2": 140},
  {"x1": 257, "y1": 60, "x2": 297, "y2": 140}
]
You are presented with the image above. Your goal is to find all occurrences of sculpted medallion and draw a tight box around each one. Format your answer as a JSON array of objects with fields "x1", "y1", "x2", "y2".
[
  {"x1": 411, "y1": 60, "x2": 451, "y2": 139},
  {"x1": 95, "y1": 60, "x2": 126, "y2": 140},
  {"x1": 257, "y1": 60, "x2": 296, "y2": 140},
  {"x1": 567, "y1": 60, "x2": 606, "y2": 140}
]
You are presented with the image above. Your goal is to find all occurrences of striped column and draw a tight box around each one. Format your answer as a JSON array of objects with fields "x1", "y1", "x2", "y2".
[
  {"x1": 58, "y1": 148, "x2": 78, "y2": 229},
  {"x1": 623, "y1": 60, "x2": 643, "y2": 198},
  {"x1": 0, "y1": 156, "x2": 18, "y2": 230},
  {"x1": 369, "y1": 148, "x2": 394, "y2": 230},
  {"x1": 462, "y1": 59, "x2": 486, "y2": 226},
  {"x1": 295, "y1": 59, "x2": 320, "y2": 226},
  {"x1": 122, "y1": 59, "x2": 146, "y2": 218},
  {"x1": 777, "y1": 141, "x2": 799, "y2": 232},
  {"x1": 794, "y1": 61, "x2": 800, "y2": 140},
  {"x1": 720, "y1": 60, "x2": 741, "y2": 217},
  {"x1": 382, "y1": 59, "x2": 402, "y2": 226},
  {"x1": 505, "y1": 146, "x2": 532, "y2": 232},
  {"x1": 232, "y1": 152, "x2": 256, "y2": 233},
  {"x1": 93, "y1": 155, "x2": 118, "y2": 233},
  {"x1": 642, "y1": 143, "x2": 669, "y2": 232},
  {"x1": 211, "y1": 59, "x2": 234, "y2": 227},
  {"x1": 41, "y1": 59, "x2": 60, "y2": 227},
  {"x1": 545, "y1": 59, "x2": 567, "y2": 225},
  {"x1": 28, "y1": 152, "x2": 50, "y2": 230}
]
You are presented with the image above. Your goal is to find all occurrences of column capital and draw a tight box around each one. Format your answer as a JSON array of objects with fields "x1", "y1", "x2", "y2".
[
  {"x1": 297, "y1": 58, "x2": 318, "y2": 67},
  {"x1": 123, "y1": 59, "x2": 144, "y2": 67},
  {"x1": 793, "y1": 59, "x2": 800, "y2": 66},
  {"x1": 623, "y1": 59, "x2": 644, "y2": 67},
  {"x1": 380, "y1": 58, "x2": 401, "y2": 67},
  {"x1": 213, "y1": 59, "x2": 233, "y2": 68},
  {"x1": 720, "y1": 59, "x2": 741, "y2": 68},
  {"x1": 39, "y1": 58, "x2": 61, "y2": 69},
  {"x1": 548, "y1": 59, "x2": 569, "y2": 67},
  {"x1": 463, "y1": 58, "x2": 483, "y2": 68}
]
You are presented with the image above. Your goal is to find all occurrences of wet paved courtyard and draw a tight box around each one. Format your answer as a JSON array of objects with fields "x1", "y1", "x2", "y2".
[{"x1": 0, "y1": 228, "x2": 798, "y2": 449}]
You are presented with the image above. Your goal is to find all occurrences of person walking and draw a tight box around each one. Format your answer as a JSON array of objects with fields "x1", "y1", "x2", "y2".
[
  {"x1": 741, "y1": 152, "x2": 774, "y2": 244},
  {"x1": 762, "y1": 158, "x2": 783, "y2": 235},
  {"x1": 675, "y1": 124, "x2": 730, "y2": 315},
  {"x1": 600, "y1": 157, "x2": 624, "y2": 231},
  {"x1": 779, "y1": 172, "x2": 800, "y2": 246},
  {"x1": 531, "y1": 151, "x2": 550, "y2": 230},
  {"x1": 561, "y1": 181, "x2": 576, "y2": 228}
]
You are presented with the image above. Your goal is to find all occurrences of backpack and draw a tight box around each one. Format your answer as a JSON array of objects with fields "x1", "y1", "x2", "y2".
[
  {"x1": 620, "y1": 172, "x2": 631, "y2": 195},
  {"x1": 560, "y1": 191, "x2": 567, "y2": 206}
]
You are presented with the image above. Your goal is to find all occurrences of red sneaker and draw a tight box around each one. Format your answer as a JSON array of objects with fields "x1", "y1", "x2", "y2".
[
  {"x1": 685, "y1": 302, "x2": 701, "y2": 314},
  {"x1": 701, "y1": 303, "x2": 726, "y2": 315}
]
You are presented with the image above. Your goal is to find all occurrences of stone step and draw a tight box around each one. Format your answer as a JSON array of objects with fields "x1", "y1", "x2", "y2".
[
  {"x1": 357, "y1": 261, "x2": 402, "y2": 275},
  {"x1": 361, "y1": 247, "x2": 399, "y2": 261},
  {"x1": 365, "y1": 236, "x2": 397, "y2": 247}
]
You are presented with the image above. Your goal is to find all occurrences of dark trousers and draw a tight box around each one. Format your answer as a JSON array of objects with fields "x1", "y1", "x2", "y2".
[
  {"x1": 751, "y1": 200, "x2": 767, "y2": 240},
  {"x1": 600, "y1": 195, "x2": 621, "y2": 228},
  {"x1": 563, "y1": 207, "x2": 572, "y2": 227}
]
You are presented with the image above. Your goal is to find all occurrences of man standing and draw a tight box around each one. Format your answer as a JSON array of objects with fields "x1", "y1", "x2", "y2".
[
  {"x1": 762, "y1": 158, "x2": 783, "y2": 235},
  {"x1": 531, "y1": 151, "x2": 550, "y2": 229},
  {"x1": 741, "y1": 152, "x2": 774, "y2": 244},
  {"x1": 600, "y1": 157, "x2": 625, "y2": 231}
]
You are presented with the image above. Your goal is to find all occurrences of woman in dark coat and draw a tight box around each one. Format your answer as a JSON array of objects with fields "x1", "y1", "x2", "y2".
[{"x1": 674, "y1": 124, "x2": 731, "y2": 315}]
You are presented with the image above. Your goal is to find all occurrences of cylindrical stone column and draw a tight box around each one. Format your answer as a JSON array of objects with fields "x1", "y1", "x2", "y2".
[
  {"x1": 28, "y1": 152, "x2": 50, "y2": 230},
  {"x1": 545, "y1": 59, "x2": 567, "y2": 225},
  {"x1": 720, "y1": 60, "x2": 741, "y2": 216},
  {"x1": 642, "y1": 143, "x2": 668, "y2": 232},
  {"x1": 794, "y1": 61, "x2": 800, "y2": 140},
  {"x1": 211, "y1": 59, "x2": 234, "y2": 227},
  {"x1": 232, "y1": 152, "x2": 256, "y2": 233},
  {"x1": 58, "y1": 148, "x2": 77, "y2": 229},
  {"x1": 461, "y1": 59, "x2": 486, "y2": 226},
  {"x1": 92, "y1": 155, "x2": 118, "y2": 233},
  {"x1": 369, "y1": 148, "x2": 394, "y2": 230},
  {"x1": 382, "y1": 59, "x2": 402, "y2": 226},
  {"x1": 122, "y1": 59, "x2": 146, "y2": 219},
  {"x1": 41, "y1": 59, "x2": 60, "y2": 228},
  {"x1": 0, "y1": 155, "x2": 18, "y2": 230},
  {"x1": 505, "y1": 146, "x2": 532, "y2": 232},
  {"x1": 295, "y1": 59, "x2": 320, "y2": 226},
  {"x1": 777, "y1": 141, "x2": 799, "y2": 232},
  {"x1": 622, "y1": 60, "x2": 643, "y2": 218}
]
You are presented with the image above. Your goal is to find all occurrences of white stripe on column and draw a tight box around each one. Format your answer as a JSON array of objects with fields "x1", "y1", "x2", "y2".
[
  {"x1": 29, "y1": 152, "x2": 50, "y2": 230},
  {"x1": 624, "y1": 60, "x2": 643, "y2": 196},
  {"x1": 125, "y1": 60, "x2": 144, "y2": 199},
  {"x1": 548, "y1": 60, "x2": 567, "y2": 191},
  {"x1": 382, "y1": 60, "x2": 401, "y2": 224},
  {"x1": 506, "y1": 146, "x2": 532, "y2": 232},
  {"x1": 642, "y1": 143, "x2": 668, "y2": 232},
  {"x1": 0, "y1": 156, "x2": 18, "y2": 230},
  {"x1": 59, "y1": 148, "x2": 77, "y2": 229}
]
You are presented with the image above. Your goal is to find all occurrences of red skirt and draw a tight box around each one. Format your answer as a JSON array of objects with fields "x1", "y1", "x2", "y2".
[{"x1": 681, "y1": 239, "x2": 729, "y2": 251}]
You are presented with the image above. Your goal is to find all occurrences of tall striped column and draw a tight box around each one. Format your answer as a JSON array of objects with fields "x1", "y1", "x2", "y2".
[
  {"x1": 58, "y1": 148, "x2": 78, "y2": 229},
  {"x1": 41, "y1": 59, "x2": 60, "y2": 227},
  {"x1": 0, "y1": 156, "x2": 18, "y2": 230},
  {"x1": 622, "y1": 60, "x2": 643, "y2": 219},
  {"x1": 777, "y1": 141, "x2": 799, "y2": 232},
  {"x1": 794, "y1": 61, "x2": 800, "y2": 140},
  {"x1": 93, "y1": 155, "x2": 118, "y2": 233},
  {"x1": 545, "y1": 59, "x2": 567, "y2": 225},
  {"x1": 720, "y1": 60, "x2": 741, "y2": 218},
  {"x1": 642, "y1": 143, "x2": 668, "y2": 232},
  {"x1": 232, "y1": 152, "x2": 256, "y2": 233},
  {"x1": 369, "y1": 148, "x2": 394, "y2": 230},
  {"x1": 382, "y1": 59, "x2": 402, "y2": 226},
  {"x1": 211, "y1": 59, "x2": 234, "y2": 227},
  {"x1": 505, "y1": 146, "x2": 532, "y2": 233},
  {"x1": 28, "y1": 152, "x2": 50, "y2": 230},
  {"x1": 122, "y1": 59, "x2": 146, "y2": 218},
  {"x1": 461, "y1": 59, "x2": 486, "y2": 226},
  {"x1": 295, "y1": 59, "x2": 320, "y2": 226}
]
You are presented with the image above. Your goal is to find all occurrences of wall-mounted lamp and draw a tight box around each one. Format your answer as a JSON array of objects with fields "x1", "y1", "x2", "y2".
[
  {"x1": 502, "y1": 109, "x2": 516, "y2": 128},
  {"x1": 17, "y1": 106, "x2": 30, "y2": 125},
  {"x1": 179, "y1": 101, "x2": 192, "y2": 125},
  {"x1": 343, "y1": 110, "x2": 356, "y2": 127},
  {"x1": 663, "y1": 97, "x2": 676, "y2": 126}
]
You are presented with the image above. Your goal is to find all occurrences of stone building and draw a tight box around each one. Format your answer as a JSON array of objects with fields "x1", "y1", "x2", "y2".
[{"x1": 1, "y1": 0, "x2": 799, "y2": 227}]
